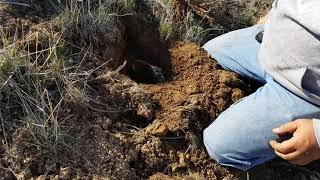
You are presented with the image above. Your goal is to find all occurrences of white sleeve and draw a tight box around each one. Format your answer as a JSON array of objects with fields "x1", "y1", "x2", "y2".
[{"x1": 259, "y1": 0, "x2": 320, "y2": 105}]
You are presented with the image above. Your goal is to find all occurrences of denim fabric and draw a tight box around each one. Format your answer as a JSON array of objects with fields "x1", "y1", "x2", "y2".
[{"x1": 202, "y1": 25, "x2": 320, "y2": 171}]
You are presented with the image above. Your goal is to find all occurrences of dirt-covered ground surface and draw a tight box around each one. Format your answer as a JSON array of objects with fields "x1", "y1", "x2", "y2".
[{"x1": 1, "y1": 1, "x2": 320, "y2": 180}]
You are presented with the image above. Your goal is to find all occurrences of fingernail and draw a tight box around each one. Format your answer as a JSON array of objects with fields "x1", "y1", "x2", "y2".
[
  {"x1": 269, "y1": 141, "x2": 274, "y2": 146},
  {"x1": 269, "y1": 140, "x2": 276, "y2": 148},
  {"x1": 272, "y1": 128, "x2": 280, "y2": 133},
  {"x1": 269, "y1": 140, "x2": 276, "y2": 143}
]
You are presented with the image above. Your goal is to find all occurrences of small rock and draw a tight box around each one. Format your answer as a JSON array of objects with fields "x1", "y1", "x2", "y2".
[
  {"x1": 189, "y1": 96, "x2": 200, "y2": 105},
  {"x1": 223, "y1": 177, "x2": 233, "y2": 180},
  {"x1": 60, "y1": 167, "x2": 72, "y2": 179},
  {"x1": 218, "y1": 71, "x2": 241, "y2": 87},
  {"x1": 171, "y1": 152, "x2": 190, "y2": 172},
  {"x1": 105, "y1": 118, "x2": 113, "y2": 125},
  {"x1": 231, "y1": 88, "x2": 244, "y2": 102},
  {"x1": 52, "y1": 175, "x2": 60, "y2": 180},
  {"x1": 171, "y1": 163, "x2": 180, "y2": 172},
  {"x1": 176, "y1": 99, "x2": 187, "y2": 106},
  {"x1": 191, "y1": 59, "x2": 200, "y2": 65},
  {"x1": 102, "y1": 118, "x2": 113, "y2": 129},
  {"x1": 23, "y1": 157, "x2": 31, "y2": 164},
  {"x1": 16, "y1": 169, "x2": 32, "y2": 180},
  {"x1": 185, "y1": 84, "x2": 201, "y2": 95},
  {"x1": 145, "y1": 122, "x2": 169, "y2": 137},
  {"x1": 137, "y1": 103, "x2": 154, "y2": 121},
  {"x1": 215, "y1": 88, "x2": 230, "y2": 99},
  {"x1": 178, "y1": 152, "x2": 190, "y2": 167},
  {"x1": 36, "y1": 175, "x2": 46, "y2": 180}
]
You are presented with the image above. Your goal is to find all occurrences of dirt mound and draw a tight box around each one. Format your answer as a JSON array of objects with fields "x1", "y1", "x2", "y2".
[
  {"x1": 66, "y1": 42, "x2": 247, "y2": 179},
  {"x1": 143, "y1": 42, "x2": 247, "y2": 139},
  {"x1": 0, "y1": 42, "x2": 247, "y2": 179},
  {"x1": 135, "y1": 42, "x2": 247, "y2": 178}
]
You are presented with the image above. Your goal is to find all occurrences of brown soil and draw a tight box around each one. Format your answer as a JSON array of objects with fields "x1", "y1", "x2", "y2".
[
  {"x1": 141, "y1": 42, "x2": 246, "y2": 150},
  {"x1": 0, "y1": 40, "x2": 247, "y2": 179},
  {"x1": 140, "y1": 42, "x2": 247, "y2": 179},
  {"x1": 73, "y1": 42, "x2": 247, "y2": 179},
  {"x1": 51, "y1": 42, "x2": 245, "y2": 179}
]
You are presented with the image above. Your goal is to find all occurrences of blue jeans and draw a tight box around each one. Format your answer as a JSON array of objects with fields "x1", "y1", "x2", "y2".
[{"x1": 202, "y1": 25, "x2": 320, "y2": 171}]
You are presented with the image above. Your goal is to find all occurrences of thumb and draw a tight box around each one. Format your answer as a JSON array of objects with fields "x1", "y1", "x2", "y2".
[{"x1": 273, "y1": 121, "x2": 298, "y2": 135}]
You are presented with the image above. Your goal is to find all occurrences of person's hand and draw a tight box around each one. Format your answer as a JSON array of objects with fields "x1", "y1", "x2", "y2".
[
  {"x1": 269, "y1": 119, "x2": 320, "y2": 165},
  {"x1": 256, "y1": 15, "x2": 268, "y2": 25}
]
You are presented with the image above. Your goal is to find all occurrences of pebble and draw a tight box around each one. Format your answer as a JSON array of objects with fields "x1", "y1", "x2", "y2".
[{"x1": 145, "y1": 122, "x2": 169, "y2": 137}]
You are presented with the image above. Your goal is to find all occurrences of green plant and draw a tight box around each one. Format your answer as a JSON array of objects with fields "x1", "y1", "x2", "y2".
[{"x1": 159, "y1": 21, "x2": 178, "y2": 40}]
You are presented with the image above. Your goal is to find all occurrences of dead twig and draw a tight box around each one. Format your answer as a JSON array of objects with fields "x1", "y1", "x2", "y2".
[{"x1": 0, "y1": 1, "x2": 31, "y2": 7}]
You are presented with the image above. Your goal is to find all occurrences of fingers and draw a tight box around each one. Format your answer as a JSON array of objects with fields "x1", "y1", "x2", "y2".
[
  {"x1": 274, "y1": 149, "x2": 302, "y2": 161},
  {"x1": 269, "y1": 139, "x2": 296, "y2": 154},
  {"x1": 289, "y1": 159, "x2": 309, "y2": 166},
  {"x1": 256, "y1": 16, "x2": 267, "y2": 25},
  {"x1": 273, "y1": 121, "x2": 298, "y2": 135}
]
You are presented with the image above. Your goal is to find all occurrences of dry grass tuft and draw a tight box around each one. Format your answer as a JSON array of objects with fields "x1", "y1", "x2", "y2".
[
  {"x1": 151, "y1": 0, "x2": 273, "y2": 44},
  {"x1": 0, "y1": 30, "x2": 63, "y2": 150},
  {"x1": 0, "y1": 0, "x2": 151, "y2": 155}
]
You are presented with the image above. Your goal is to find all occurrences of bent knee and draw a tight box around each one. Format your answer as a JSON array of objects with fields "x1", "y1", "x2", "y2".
[
  {"x1": 203, "y1": 128, "x2": 236, "y2": 164},
  {"x1": 202, "y1": 36, "x2": 229, "y2": 58},
  {"x1": 203, "y1": 128, "x2": 252, "y2": 171},
  {"x1": 202, "y1": 25, "x2": 264, "y2": 58}
]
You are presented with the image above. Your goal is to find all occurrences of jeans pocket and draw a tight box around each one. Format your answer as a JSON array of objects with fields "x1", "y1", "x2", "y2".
[
  {"x1": 302, "y1": 69, "x2": 320, "y2": 97},
  {"x1": 276, "y1": 52, "x2": 308, "y2": 90}
]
